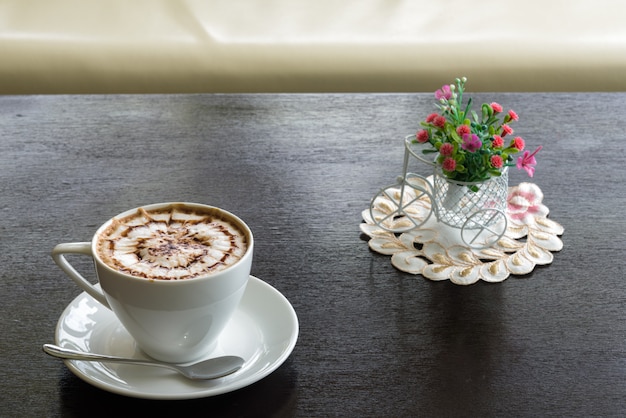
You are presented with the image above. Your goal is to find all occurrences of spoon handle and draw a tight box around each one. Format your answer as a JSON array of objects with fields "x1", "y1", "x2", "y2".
[{"x1": 43, "y1": 344, "x2": 166, "y2": 366}]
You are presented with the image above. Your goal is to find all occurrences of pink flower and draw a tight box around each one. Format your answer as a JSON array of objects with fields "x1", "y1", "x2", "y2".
[
  {"x1": 501, "y1": 124, "x2": 513, "y2": 137},
  {"x1": 461, "y1": 133, "x2": 482, "y2": 153},
  {"x1": 456, "y1": 125, "x2": 471, "y2": 136},
  {"x1": 508, "y1": 109, "x2": 519, "y2": 121},
  {"x1": 490, "y1": 155, "x2": 504, "y2": 168},
  {"x1": 433, "y1": 115, "x2": 446, "y2": 128},
  {"x1": 442, "y1": 157, "x2": 457, "y2": 172},
  {"x1": 416, "y1": 130, "x2": 429, "y2": 143},
  {"x1": 507, "y1": 182, "x2": 549, "y2": 223},
  {"x1": 490, "y1": 102, "x2": 503, "y2": 113},
  {"x1": 512, "y1": 136, "x2": 525, "y2": 151},
  {"x1": 435, "y1": 84, "x2": 452, "y2": 100},
  {"x1": 516, "y1": 146, "x2": 542, "y2": 177},
  {"x1": 440, "y1": 142, "x2": 454, "y2": 156},
  {"x1": 492, "y1": 135, "x2": 504, "y2": 148}
]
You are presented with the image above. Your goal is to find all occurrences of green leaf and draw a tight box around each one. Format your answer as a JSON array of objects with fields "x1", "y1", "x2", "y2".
[
  {"x1": 482, "y1": 103, "x2": 492, "y2": 119},
  {"x1": 503, "y1": 146, "x2": 520, "y2": 154}
]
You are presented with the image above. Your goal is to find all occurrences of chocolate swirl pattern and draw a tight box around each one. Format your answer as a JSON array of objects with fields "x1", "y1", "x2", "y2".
[{"x1": 97, "y1": 206, "x2": 247, "y2": 280}]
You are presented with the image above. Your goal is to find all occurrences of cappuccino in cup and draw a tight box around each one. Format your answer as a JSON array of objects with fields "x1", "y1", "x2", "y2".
[
  {"x1": 96, "y1": 205, "x2": 248, "y2": 281},
  {"x1": 52, "y1": 203, "x2": 253, "y2": 363}
]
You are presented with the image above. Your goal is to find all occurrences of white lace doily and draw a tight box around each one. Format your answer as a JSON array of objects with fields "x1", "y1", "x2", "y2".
[{"x1": 361, "y1": 182, "x2": 564, "y2": 285}]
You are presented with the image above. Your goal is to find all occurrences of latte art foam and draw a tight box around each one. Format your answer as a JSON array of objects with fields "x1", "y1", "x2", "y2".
[{"x1": 97, "y1": 206, "x2": 248, "y2": 280}]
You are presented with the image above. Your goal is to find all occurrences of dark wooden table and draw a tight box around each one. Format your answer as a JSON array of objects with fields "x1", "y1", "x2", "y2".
[{"x1": 1, "y1": 93, "x2": 624, "y2": 417}]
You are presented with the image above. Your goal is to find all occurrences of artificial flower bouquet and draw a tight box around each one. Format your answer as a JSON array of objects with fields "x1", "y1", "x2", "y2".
[{"x1": 415, "y1": 77, "x2": 541, "y2": 190}]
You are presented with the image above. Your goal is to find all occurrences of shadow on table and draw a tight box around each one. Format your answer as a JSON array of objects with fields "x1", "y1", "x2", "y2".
[
  {"x1": 57, "y1": 359, "x2": 298, "y2": 417},
  {"x1": 379, "y1": 265, "x2": 512, "y2": 415}
]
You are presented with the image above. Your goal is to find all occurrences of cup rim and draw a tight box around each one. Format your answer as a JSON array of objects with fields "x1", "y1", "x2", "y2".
[{"x1": 91, "y1": 202, "x2": 253, "y2": 283}]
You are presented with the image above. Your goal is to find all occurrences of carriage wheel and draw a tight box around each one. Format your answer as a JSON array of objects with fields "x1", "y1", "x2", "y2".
[
  {"x1": 461, "y1": 209, "x2": 507, "y2": 249},
  {"x1": 369, "y1": 174, "x2": 434, "y2": 233}
]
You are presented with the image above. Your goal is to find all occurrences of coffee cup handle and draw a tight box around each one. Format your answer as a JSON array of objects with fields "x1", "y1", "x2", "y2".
[{"x1": 51, "y1": 242, "x2": 111, "y2": 309}]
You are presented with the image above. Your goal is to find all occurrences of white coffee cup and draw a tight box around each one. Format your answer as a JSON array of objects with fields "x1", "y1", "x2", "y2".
[{"x1": 52, "y1": 202, "x2": 253, "y2": 363}]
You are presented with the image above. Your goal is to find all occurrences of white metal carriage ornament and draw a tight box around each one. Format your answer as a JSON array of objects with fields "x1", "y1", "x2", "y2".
[
  {"x1": 363, "y1": 78, "x2": 562, "y2": 284},
  {"x1": 369, "y1": 77, "x2": 542, "y2": 249},
  {"x1": 369, "y1": 135, "x2": 509, "y2": 249}
]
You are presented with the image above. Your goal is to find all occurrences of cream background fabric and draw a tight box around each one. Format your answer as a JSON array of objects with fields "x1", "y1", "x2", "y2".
[{"x1": 1, "y1": 1, "x2": 625, "y2": 93}]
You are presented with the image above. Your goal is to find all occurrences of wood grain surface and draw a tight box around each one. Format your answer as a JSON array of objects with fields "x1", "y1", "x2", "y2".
[{"x1": 0, "y1": 93, "x2": 624, "y2": 417}]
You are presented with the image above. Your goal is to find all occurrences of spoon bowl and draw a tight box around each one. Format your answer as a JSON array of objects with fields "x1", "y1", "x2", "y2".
[{"x1": 43, "y1": 344, "x2": 244, "y2": 380}]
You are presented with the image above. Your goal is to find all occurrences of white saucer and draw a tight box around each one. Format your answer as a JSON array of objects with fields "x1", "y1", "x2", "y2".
[{"x1": 54, "y1": 276, "x2": 298, "y2": 400}]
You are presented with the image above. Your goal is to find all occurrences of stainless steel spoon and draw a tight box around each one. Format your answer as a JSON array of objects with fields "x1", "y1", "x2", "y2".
[{"x1": 43, "y1": 344, "x2": 244, "y2": 380}]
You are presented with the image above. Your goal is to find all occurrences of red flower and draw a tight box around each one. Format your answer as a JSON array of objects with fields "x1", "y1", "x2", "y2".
[
  {"x1": 490, "y1": 102, "x2": 503, "y2": 113},
  {"x1": 512, "y1": 136, "x2": 525, "y2": 151},
  {"x1": 492, "y1": 135, "x2": 504, "y2": 148},
  {"x1": 456, "y1": 125, "x2": 470, "y2": 136},
  {"x1": 442, "y1": 157, "x2": 457, "y2": 172},
  {"x1": 440, "y1": 143, "x2": 454, "y2": 156},
  {"x1": 508, "y1": 110, "x2": 519, "y2": 121},
  {"x1": 416, "y1": 130, "x2": 429, "y2": 143},
  {"x1": 490, "y1": 155, "x2": 504, "y2": 168},
  {"x1": 433, "y1": 116, "x2": 446, "y2": 128},
  {"x1": 425, "y1": 113, "x2": 438, "y2": 123},
  {"x1": 501, "y1": 124, "x2": 514, "y2": 137}
]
